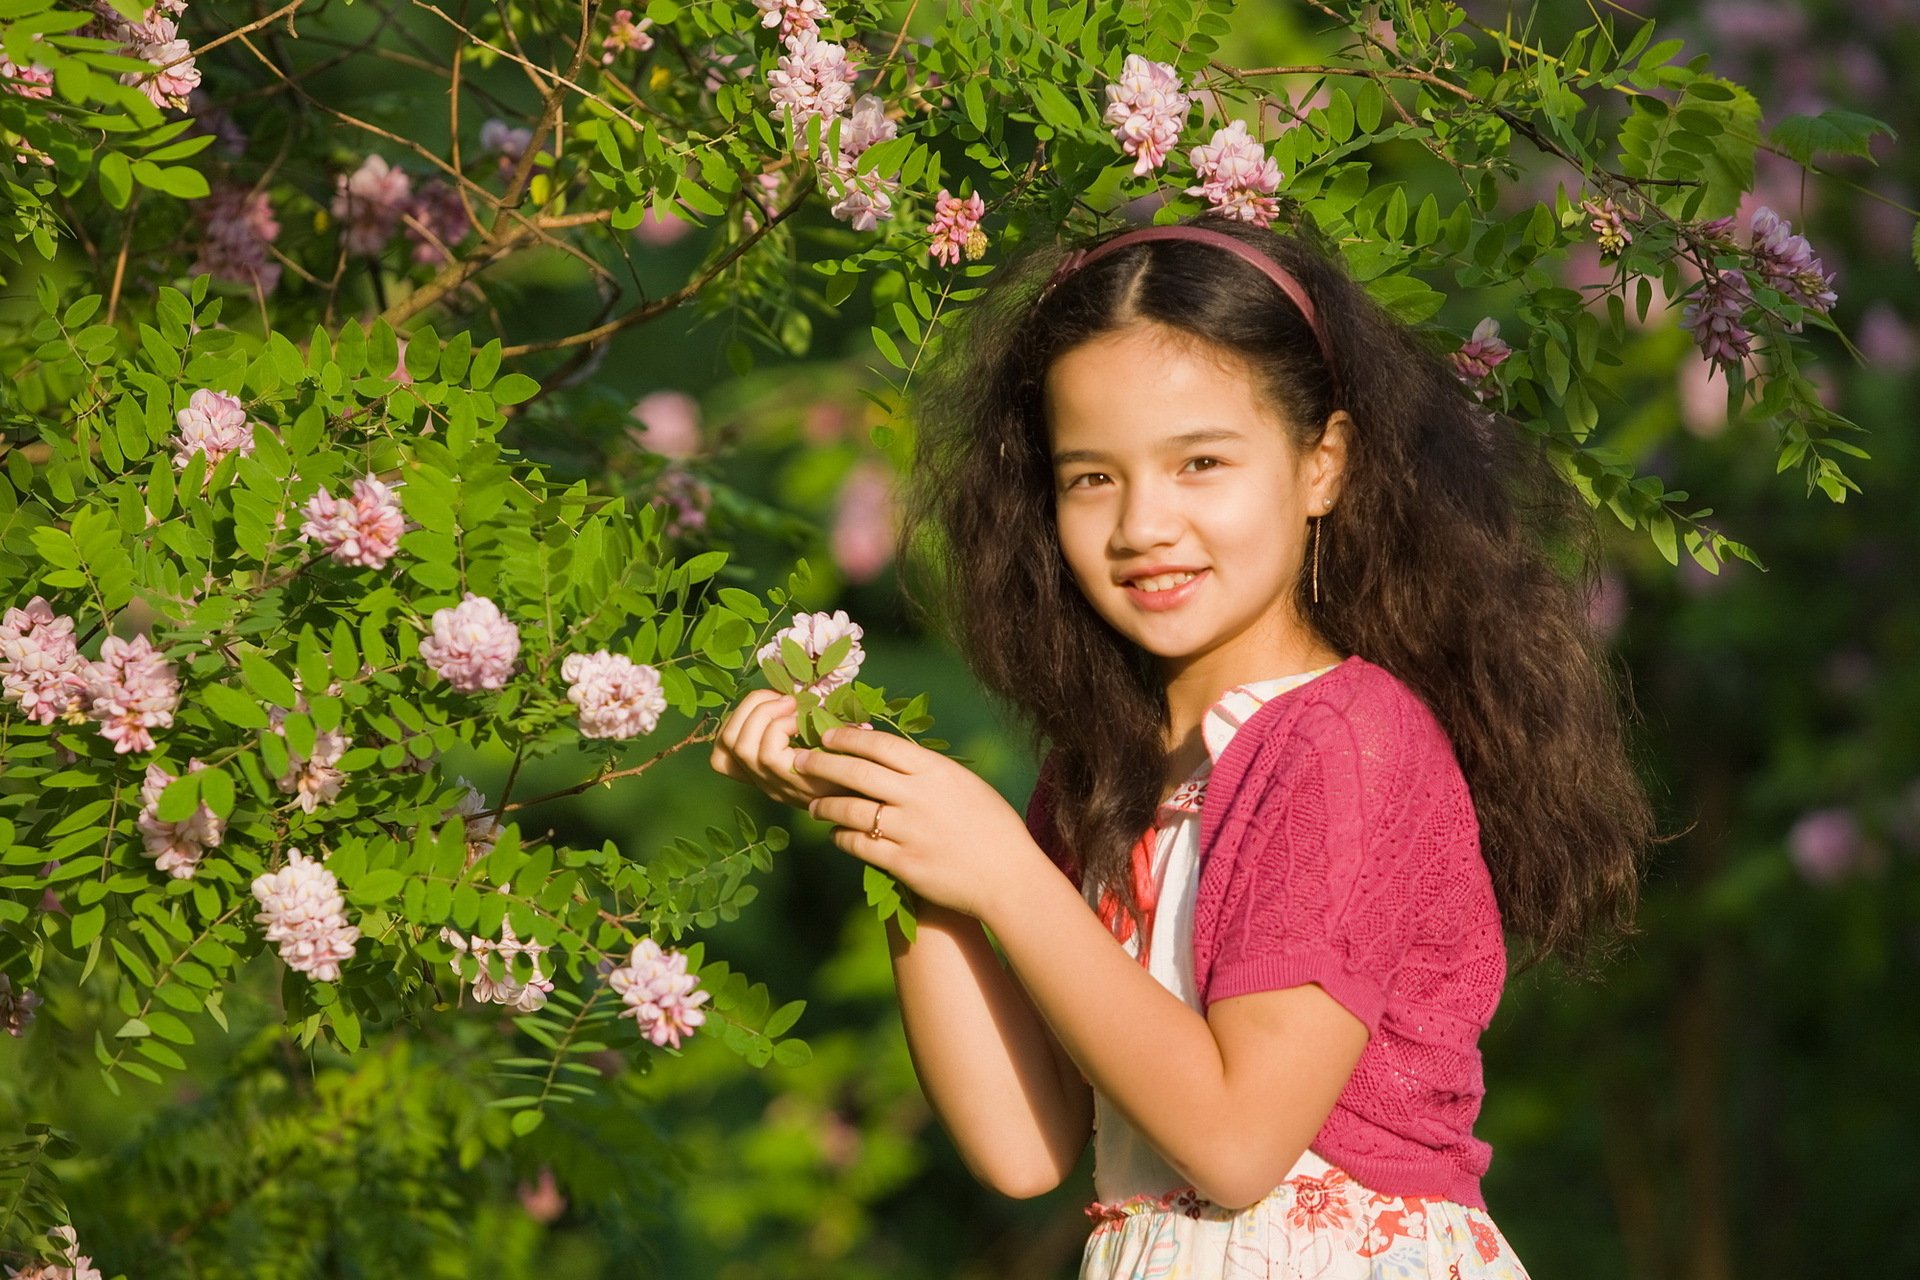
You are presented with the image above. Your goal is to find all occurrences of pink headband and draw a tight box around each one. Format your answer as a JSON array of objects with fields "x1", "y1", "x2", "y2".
[{"x1": 1040, "y1": 225, "x2": 1339, "y2": 382}]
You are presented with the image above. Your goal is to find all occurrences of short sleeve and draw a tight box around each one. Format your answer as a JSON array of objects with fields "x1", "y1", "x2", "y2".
[
  {"x1": 1024, "y1": 750, "x2": 1082, "y2": 890},
  {"x1": 1204, "y1": 697, "x2": 1457, "y2": 1034}
]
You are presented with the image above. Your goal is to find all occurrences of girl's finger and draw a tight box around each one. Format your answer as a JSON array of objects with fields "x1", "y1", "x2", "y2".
[
  {"x1": 794, "y1": 748, "x2": 903, "y2": 802},
  {"x1": 814, "y1": 725, "x2": 921, "y2": 773},
  {"x1": 730, "y1": 692, "x2": 792, "y2": 767},
  {"x1": 809, "y1": 792, "x2": 891, "y2": 833},
  {"x1": 752, "y1": 701, "x2": 801, "y2": 773},
  {"x1": 717, "y1": 689, "x2": 779, "y2": 759},
  {"x1": 825, "y1": 822, "x2": 895, "y2": 873}
]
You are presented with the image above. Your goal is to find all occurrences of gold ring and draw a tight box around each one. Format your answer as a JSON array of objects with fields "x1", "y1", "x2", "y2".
[{"x1": 868, "y1": 801, "x2": 885, "y2": 841}]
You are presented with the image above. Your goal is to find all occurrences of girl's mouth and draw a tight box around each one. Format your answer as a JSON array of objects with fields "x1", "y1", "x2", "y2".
[{"x1": 1123, "y1": 568, "x2": 1208, "y2": 612}]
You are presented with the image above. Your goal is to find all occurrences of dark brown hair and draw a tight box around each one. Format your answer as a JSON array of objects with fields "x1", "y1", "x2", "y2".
[{"x1": 895, "y1": 210, "x2": 1651, "y2": 966}]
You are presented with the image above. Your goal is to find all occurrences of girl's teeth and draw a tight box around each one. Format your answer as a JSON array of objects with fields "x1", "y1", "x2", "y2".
[{"x1": 1134, "y1": 571, "x2": 1198, "y2": 592}]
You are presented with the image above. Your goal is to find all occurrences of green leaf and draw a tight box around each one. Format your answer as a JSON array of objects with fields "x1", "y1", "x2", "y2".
[
  {"x1": 492, "y1": 373, "x2": 540, "y2": 405},
  {"x1": 1767, "y1": 109, "x2": 1895, "y2": 167},
  {"x1": 130, "y1": 160, "x2": 209, "y2": 199},
  {"x1": 99, "y1": 152, "x2": 132, "y2": 209},
  {"x1": 201, "y1": 684, "x2": 267, "y2": 729},
  {"x1": 155, "y1": 771, "x2": 202, "y2": 822},
  {"x1": 239, "y1": 652, "x2": 299, "y2": 707}
]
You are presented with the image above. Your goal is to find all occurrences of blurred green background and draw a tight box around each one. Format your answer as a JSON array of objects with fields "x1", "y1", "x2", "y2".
[{"x1": 5, "y1": 2, "x2": 1917, "y2": 1276}]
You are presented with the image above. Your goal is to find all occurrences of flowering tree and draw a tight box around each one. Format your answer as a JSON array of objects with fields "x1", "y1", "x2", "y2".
[{"x1": 0, "y1": 0, "x2": 1904, "y2": 1270}]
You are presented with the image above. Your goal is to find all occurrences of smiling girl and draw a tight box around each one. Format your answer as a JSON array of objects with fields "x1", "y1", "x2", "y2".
[{"x1": 710, "y1": 213, "x2": 1651, "y2": 1277}]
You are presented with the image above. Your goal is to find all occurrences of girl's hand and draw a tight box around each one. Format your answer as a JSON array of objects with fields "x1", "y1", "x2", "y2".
[
  {"x1": 793, "y1": 725, "x2": 1045, "y2": 924},
  {"x1": 709, "y1": 690, "x2": 850, "y2": 810}
]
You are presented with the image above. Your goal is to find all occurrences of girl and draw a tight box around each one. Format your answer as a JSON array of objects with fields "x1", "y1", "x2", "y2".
[{"x1": 710, "y1": 212, "x2": 1651, "y2": 1277}]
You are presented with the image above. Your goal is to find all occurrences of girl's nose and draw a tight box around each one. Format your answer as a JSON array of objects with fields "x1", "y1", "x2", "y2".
[{"x1": 1112, "y1": 477, "x2": 1183, "y2": 554}]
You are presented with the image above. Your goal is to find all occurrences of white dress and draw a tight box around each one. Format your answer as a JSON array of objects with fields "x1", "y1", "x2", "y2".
[{"x1": 1076, "y1": 668, "x2": 1532, "y2": 1280}]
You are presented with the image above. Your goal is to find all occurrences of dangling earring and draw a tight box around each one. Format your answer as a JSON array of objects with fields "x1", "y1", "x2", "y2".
[{"x1": 1310, "y1": 514, "x2": 1323, "y2": 605}]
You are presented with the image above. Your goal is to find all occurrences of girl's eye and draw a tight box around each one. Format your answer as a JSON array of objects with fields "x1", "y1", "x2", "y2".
[
  {"x1": 1064, "y1": 458, "x2": 1222, "y2": 490},
  {"x1": 1186, "y1": 456, "x2": 1222, "y2": 473}
]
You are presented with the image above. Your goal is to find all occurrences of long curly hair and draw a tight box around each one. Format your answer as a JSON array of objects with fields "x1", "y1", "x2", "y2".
[{"x1": 894, "y1": 210, "x2": 1651, "y2": 966}]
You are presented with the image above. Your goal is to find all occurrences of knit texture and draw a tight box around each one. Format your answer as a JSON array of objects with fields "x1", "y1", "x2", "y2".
[{"x1": 1024, "y1": 656, "x2": 1506, "y2": 1208}]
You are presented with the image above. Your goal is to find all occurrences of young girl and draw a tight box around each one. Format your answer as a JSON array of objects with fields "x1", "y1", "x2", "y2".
[{"x1": 710, "y1": 212, "x2": 1651, "y2": 1277}]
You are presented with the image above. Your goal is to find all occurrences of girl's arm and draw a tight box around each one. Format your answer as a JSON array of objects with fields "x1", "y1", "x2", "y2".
[
  {"x1": 886, "y1": 900, "x2": 1094, "y2": 1199},
  {"x1": 980, "y1": 862, "x2": 1369, "y2": 1212}
]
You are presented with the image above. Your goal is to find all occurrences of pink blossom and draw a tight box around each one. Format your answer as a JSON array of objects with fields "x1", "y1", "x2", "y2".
[
  {"x1": 1677, "y1": 351, "x2": 1734, "y2": 439},
  {"x1": 120, "y1": 15, "x2": 199, "y2": 109},
  {"x1": 172, "y1": 388, "x2": 257, "y2": 470},
  {"x1": 1682, "y1": 273, "x2": 1754, "y2": 369},
  {"x1": 767, "y1": 29, "x2": 858, "y2": 139},
  {"x1": 604, "y1": 937, "x2": 710, "y2": 1048},
  {"x1": 1, "y1": 55, "x2": 54, "y2": 99},
  {"x1": 627, "y1": 390, "x2": 703, "y2": 458},
  {"x1": 632, "y1": 202, "x2": 696, "y2": 245},
  {"x1": 441, "y1": 895, "x2": 552, "y2": 1012},
  {"x1": 1103, "y1": 54, "x2": 1190, "y2": 177},
  {"x1": 829, "y1": 460, "x2": 897, "y2": 585},
  {"x1": 751, "y1": 0, "x2": 827, "y2": 39},
  {"x1": 136, "y1": 759, "x2": 225, "y2": 879},
  {"x1": 191, "y1": 185, "x2": 282, "y2": 294},
  {"x1": 0, "y1": 975, "x2": 41, "y2": 1038},
  {"x1": 1788, "y1": 807, "x2": 1862, "y2": 885},
  {"x1": 300, "y1": 474, "x2": 406, "y2": 569},
  {"x1": 331, "y1": 154, "x2": 413, "y2": 257},
  {"x1": 479, "y1": 118, "x2": 533, "y2": 179},
  {"x1": 755, "y1": 609, "x2": 864, "y2": 696},
  {"x1": 1581, "y1": 196, "x2": 1633, "y2": 256},
  {"x1": 266, "y1": 703, "x2": 351, "y2": 814},
  {"x1": 1184, "y1": 119, "x2": 1282, "y2": 226},
  {"x1": 561, "y1": 650, "x2": 667, "y2": 739},
  {"x1": 187, "y1": 88, "x2": 247, "y2": 155},
  {"x1": 1585, "y1": 569, "x2": 1628, "y2": 641},
  {"x1": 818, "y1": 93, "x2": 899, "y2": 231},
  {"x1": 1748, "y1": 206, "x2": 1837, "y2": 319},
  {"x1": 927, "y1": 188, "x2": 986, "y2": 267},
  {"x1": 1449, "y1": 317, "x2": 1512, "y2": 398},
  {"x1": 0, "y1": 597, "x2": 89, "y2": 725},
  {"x1": 600, "y1": 8, "x2": 655, "y2": 63},
  {"x1": 403, "y1": 180, "x2": 470, "y2": 265},
  {"x1": 1857, "y1": 301, "x2": 1918, "y2": 371},
  {"x1": 251, "y1": 848, "x2": 359, "y2": 982},
  {"x1": 446, "y1": 776, "x2": 500, "y2": 864},
  {"x1": 83, "y1": 633, "x2": 178, "y2": 754},
  {"x1": 649, "y1": 466, "x2": 711, "y2": 539},
  {"x1": 6, "y1": 1223, "x2": 99, "y2": 1280},
  {"x1": 517, "y1": 1167, "x2": 568, "y2": 1224},
  {"x1": 420, "y1": 593, "x2": 521, "y2": 692}
]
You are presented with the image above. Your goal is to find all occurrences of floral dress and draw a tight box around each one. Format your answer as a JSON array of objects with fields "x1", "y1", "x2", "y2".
[{"x1": 1077, "y1": 668, "x2": 1533, "y2": 1280}]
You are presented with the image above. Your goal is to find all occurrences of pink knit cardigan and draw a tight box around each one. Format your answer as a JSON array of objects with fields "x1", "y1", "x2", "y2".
[{"x1": 1023, "y1": 656, "x2": 1507, "y2": 1208}]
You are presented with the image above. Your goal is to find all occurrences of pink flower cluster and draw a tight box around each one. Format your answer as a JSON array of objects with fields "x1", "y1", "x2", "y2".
[
  {"x1": 267, "y1": 699, "x2": 352, "y2": 814},
  {"x1": 1104, "y1": 54, "x2": 1190, "y2": 177},
  {"x1": 331, "y1": 154, "x2": 412, "y2": 257},
  {"x1": 604, "y1": 937, "x2": 710, "y2": 1049},
  {"x1": 479, "y1": 118, "x2": 533, "y2": 179},
  {"x1": 1682, "y1": 273, "x2": 1754, "y2": 369},
  {"x1": 88, "y1": 0, "x2": 199, "y2": 110},
  {"x1": 755, "y1": 609, "x2": 864, "y2": 697},
  {"x1": 600, "y1": 8, "x2": 655, "y2": 63},
  {"x1": 752, "y1": 0, "x2": 827, "y2": 39},
  {"x1": 403, "y1": 180, "x2": 470, "y2": 265},
  {"x1": 816, "y1": 94, "x2": 900, "y2": 231},
  {"x1": 173, "y1": 389, "x2": 257, "y2": 471},
  {"x1": 84, "y1": 633, "x2": 179, "y2": 754},
  {"x1": 447, "y1": 776, "x2": 501, "y2": 863},
  {"x1": 1185, "y1": 119, "x2": 1282, "y2": 226},
  {"x1": 0, "y1": 598, "x2": 180, "y2": 753},
  {"x1": 1581, "y1": 196, "x2": 1633, "y2": 257},
  {"x1": 1449, "y1": 317, "x2": 1512, "y2": 398},
  {"x1": 7, "y1": 1224, "x2": 100, "y2": 1280},
  {"x1": 628, "y1": 390, "x2": 703, "y2": 458},
  {"x1": 1, "y1": 54, "x2": 55, "y2": 100},
  {"x1": 441, "y1": 897, "x2": 553, "y2": 1012},
  {"x1": 192, "y1": 185, "x2": 282, "y2": 295},
  {"x1": 251, "y1": 848, "x2": 359, "y2": 982},
  {"x1": 1789, "y1": 807, "x2": 1862, "y2": 885},
  {"x1": 420, "y1": 593, "x2": 522, "y2": 692},
  {"x1": 830, "y1": 460, "x2": 896, "y2": 585},
  {"x1": 767, "y1": 29, "x2": 857, "y2": 137},
  {"x1": 0, "y1": 974, "x2": 41, "y2": 1038},
  {"x1": 0, "y1": 596, "x2": 89, "y2": 725},
  {"x1": 1748, "y1": 206, "x2": 1838, "y2": 319},
  {"x1": 927, "y1": 188, "x2": 987, "y2": 267},
  {"x1": 650, "y1": 466, "x2": 711, "y2": 538},
  {"x1": 299, "y1": 474, "x2": 406, "y2": 569},
  {"x1": 136, "y1": 759, "x2": 225, "y2": 878},
  {"x1": 561, "y1": 650, "x2": 667, "y2": 739}
]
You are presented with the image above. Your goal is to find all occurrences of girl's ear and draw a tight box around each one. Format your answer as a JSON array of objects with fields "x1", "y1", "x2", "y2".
[{"x1": 1312, "y1": 410, "x2": 1354, "y2": 512}]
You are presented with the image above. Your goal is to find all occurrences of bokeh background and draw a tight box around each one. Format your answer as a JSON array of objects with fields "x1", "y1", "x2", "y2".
[{"x1": 5, "y1": 2, "x2": 1916, "y2": 1276}]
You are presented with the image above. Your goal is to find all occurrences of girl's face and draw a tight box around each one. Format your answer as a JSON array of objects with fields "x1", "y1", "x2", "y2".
[{"x1": 1044, "y1": 322, "x2": 1346, "y2": 689}]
